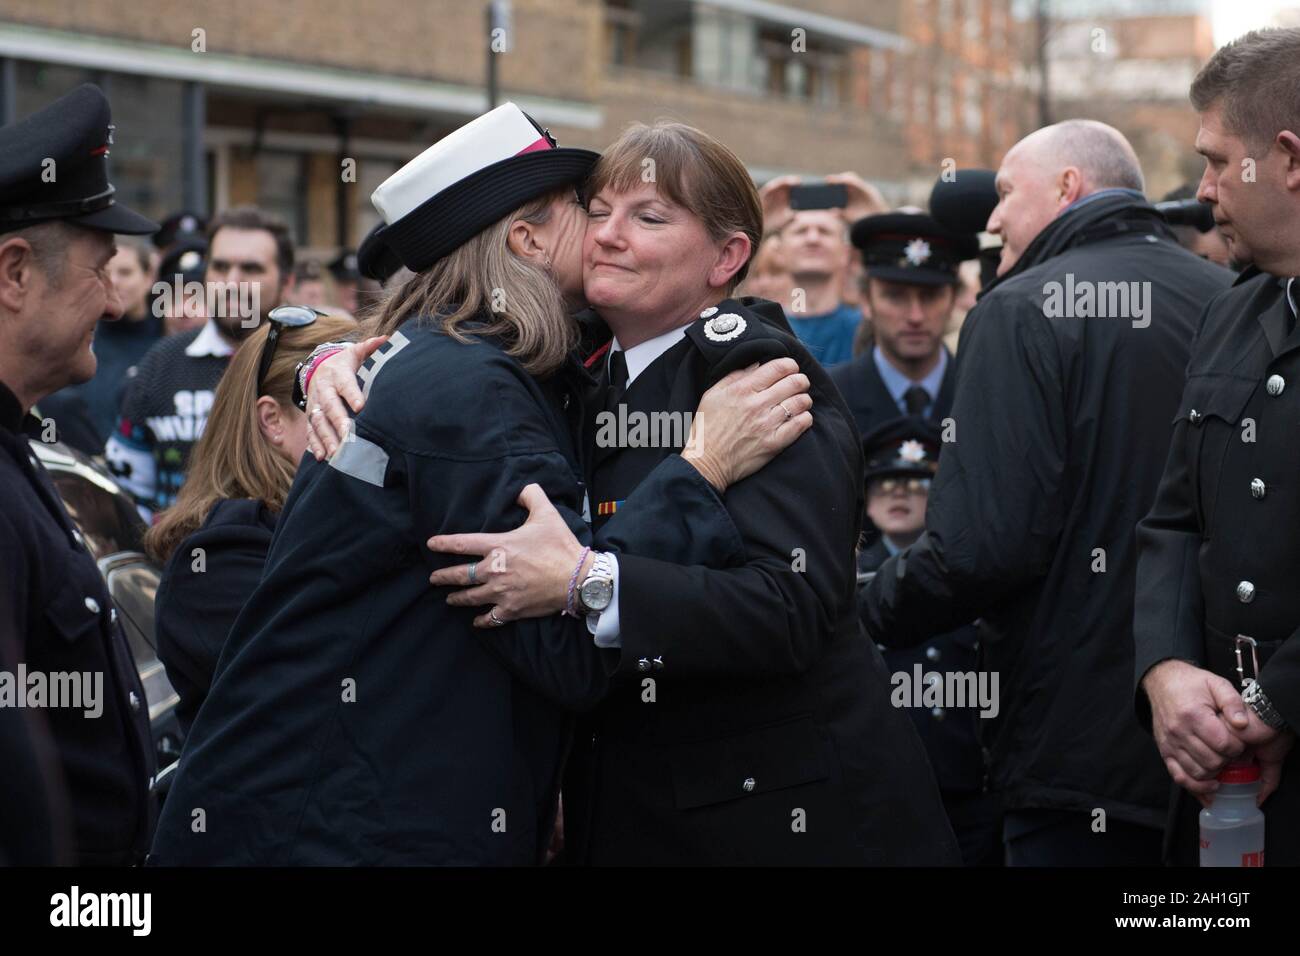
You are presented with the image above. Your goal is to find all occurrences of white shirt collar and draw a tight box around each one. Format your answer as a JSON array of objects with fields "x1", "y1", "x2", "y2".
[
  {"x1": 1289, "y1": 277, "x2": 1298, "y2": 319},
  {"x1": 609, "y1": 323, "x2": 690, "y2": 386},
  {"x1": 184, "y1": 319, "x2": 237, "y2": 358}
]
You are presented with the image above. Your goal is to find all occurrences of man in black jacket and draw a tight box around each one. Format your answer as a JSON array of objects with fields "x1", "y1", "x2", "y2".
[
  {"x1": 860, "y1": 119, "x2": 1233, "y2": 864},
  {"x1": 0, "y1": 85, "x2": 157, "y2": 865},
  {"x1": 1135, "y1": 27, "x2": 1300, "y2": 865}
]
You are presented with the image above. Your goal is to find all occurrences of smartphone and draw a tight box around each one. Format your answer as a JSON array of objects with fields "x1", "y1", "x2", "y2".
[{"x1": 789, "y1": 182, "x2": 848, "y2": 211}]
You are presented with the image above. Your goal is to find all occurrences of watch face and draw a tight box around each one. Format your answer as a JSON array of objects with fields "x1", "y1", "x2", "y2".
[{"x1": 580, "y1": 578, "x2": 613, "y2": 611}]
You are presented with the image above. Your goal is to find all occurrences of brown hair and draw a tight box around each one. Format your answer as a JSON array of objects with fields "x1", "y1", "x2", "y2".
[
  {"x1": 144, "y1": 313, "x2": 358, "y2": 564},
  {"x1": 585, "y1": 121, "x2": 763, "y2": 291},
  {"x1": 1190, "y1": 28, "x2": 1300, "y2": 152},
  {"x1": 365, "y1": 188, "x2": 575, "y2": 376},
  {"x1": 206, "y1": 205, "x2": 296, "y2": 276}
]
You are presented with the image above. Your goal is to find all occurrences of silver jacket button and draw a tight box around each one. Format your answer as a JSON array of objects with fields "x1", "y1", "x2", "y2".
[
  {"x1": 110, "y1": 608, "x2": 118, "y2": 625},
  {"x1": 1236, "y1": 580, "x2": 1256, "y2": 603},
  {"x1": 742, "y1": 777, "x2": 756, "y2": 792},
  {"x1": 652, "y1": 656, "x2": 664, "y2": 671},
  {"x1": 636, "y1": 658, "x2": 651, "y2": 672},
  {"x1": 931, "y1": 707, "x2": 945, "y2": 720},
  {"x1": 1266, "y1": 374, "x2": 1285, "y2": 396},
  {"x1": 925, "y1": 646, "x2": 941, "y2": 662},
  {"x1": 84, "y1": 596, "x2": 100, "y2": 615},
  {"x1": 1189, "y1": 409, "x2": 1203, "y2": 424},
  {"x1": 1251, "y1": 478, "x2": 1266, "y2": 499},
  {"x1": 129, "y1": 691, "x2": 141, "y2": 712}
]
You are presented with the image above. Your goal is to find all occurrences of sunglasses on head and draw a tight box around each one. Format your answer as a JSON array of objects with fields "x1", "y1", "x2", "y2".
[{"x1": 258, "y1": 305, "x2": 323, "y2": 394}]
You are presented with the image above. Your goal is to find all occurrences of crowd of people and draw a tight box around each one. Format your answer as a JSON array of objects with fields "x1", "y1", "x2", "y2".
[{"x1": 3, "y1": 25, "x2": 1299, "y2": 869}]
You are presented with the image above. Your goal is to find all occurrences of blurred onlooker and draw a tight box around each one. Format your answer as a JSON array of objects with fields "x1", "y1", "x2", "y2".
[
  {"x1": 738, "y1": 233, "x2": 794, "y2": 308},
  {"x1": 1160, "y1": 183, "x2": 1235, "y2": 268},
  {"x1": 153, "y1": 234, "x2": 208, "y2": 337},
  {"x1": 38, "y1": 239, "x2": 162, "y2": 452},
  {"x1": 943, "y1": 258, "x2": 983, "y2": 354},
  {"x1": 841, "y1": 249, "x2": 866, "y2": 309},
  {"x1": 780, "y1": 208, "x2": 861, "y2": 365},
  {"x1": 327, "y1": 247, "x2": 361, "y2": 314},
  {"x1": 758, "y1": 171, "x2": 886, "y2": 366},
  {"x1": 145, "y1": 313, "x2": 357, "y2": 732},
  {"x1": 291, "y1": 259, "x2": 331, "y2": 310},
  {"x1": 106, "y1": 205, "x2": 294, "y2": 514}
]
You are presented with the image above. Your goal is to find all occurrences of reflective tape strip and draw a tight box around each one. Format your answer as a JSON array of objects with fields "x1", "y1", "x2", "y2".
[{"x1": 328, "y1": 432, "x2": 390, "y2": 487}]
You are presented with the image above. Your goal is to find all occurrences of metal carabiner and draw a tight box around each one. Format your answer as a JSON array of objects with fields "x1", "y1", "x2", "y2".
[{"x1": 1234, "y1": 634, "x2": 1261, "y2": 689}]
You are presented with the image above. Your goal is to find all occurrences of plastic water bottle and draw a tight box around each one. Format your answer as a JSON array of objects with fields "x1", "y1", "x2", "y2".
[{"x1": 1199, "y1": 761, "x2": 1265, "y2": 867}]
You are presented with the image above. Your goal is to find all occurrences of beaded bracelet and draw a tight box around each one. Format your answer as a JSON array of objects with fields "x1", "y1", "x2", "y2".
[{"x1": 563, "y1": 546, "x2": 592, "y2": 618}]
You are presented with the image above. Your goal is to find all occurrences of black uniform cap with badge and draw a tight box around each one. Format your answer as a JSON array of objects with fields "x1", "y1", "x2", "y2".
[
  {"x1": 153, "y1": 210, "x2": 206, "y2": 250},
  {"x1": 327, "y1": 248, "x2": 362, "y2": 284},
  {"x1": 850, "y1": 211, "x2": 979, "y2": 287},
  {"x1": 0, "y1": 83, "x2": 156, "y2": 238},
  {"x1": 862, "y1": 415, "x2": 942, "y2": 495}
]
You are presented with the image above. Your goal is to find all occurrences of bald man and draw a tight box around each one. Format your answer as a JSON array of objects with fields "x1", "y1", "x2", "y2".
[{"x1": 860, "y1": 120, "x2": 1233, "y2": 865}]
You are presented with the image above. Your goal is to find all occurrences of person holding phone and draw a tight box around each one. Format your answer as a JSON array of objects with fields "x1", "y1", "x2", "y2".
[{"x1": 758, "y1": 172, "x2": 886, "y2": 366}]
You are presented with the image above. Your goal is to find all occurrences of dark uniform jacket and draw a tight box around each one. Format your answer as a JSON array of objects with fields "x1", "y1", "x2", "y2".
[
  {"x1": 155, "y1": 498, "x2": 277, "y2": 735},
  {"x1": 829, "y1": 347, "x2": 956, "y2": 440},
  {"x1": 562, "y1": 297, "x2": 959, "y2": 866},
  {"x1": 857, "y1": 540, "x2": 984, "y2": 793},
  {"x1": 860, "y1": 194, "x2": 1233, "y2": 828},
  {"x1": 149, "y1": 314, "x2": 740, "y2": 866},
  {"x1": 1135, "y1": 267, "x2": 1300, "y2": 864},
  {"x1": 0, "y1": 381, "x2": 155, "y2": 865}
]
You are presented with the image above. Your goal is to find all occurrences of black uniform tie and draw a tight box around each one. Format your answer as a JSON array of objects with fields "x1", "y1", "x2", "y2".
[
  {"x1": 605, "y1": 348, "x2": 629, "y2": 412},
  {"x1": 903, "y1": 385, "x2": 930, "y2": 416}
]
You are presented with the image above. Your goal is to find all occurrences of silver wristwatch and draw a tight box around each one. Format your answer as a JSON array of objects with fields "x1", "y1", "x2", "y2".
[
  {"x1": 577, "y1": 552, "x2": 615, "y2": 614},
  {"x1": 1242, "y1": 679, "x2": 1287, "y2": 730}
]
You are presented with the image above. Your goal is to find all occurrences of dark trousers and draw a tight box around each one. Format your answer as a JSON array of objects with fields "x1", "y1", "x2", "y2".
[
  {"x1": 1004, "y1": 809, "x2": 1163, "y2": 866},
  {"x1": 946, "y1": 789, "x2": 1004, "y2": 866}
]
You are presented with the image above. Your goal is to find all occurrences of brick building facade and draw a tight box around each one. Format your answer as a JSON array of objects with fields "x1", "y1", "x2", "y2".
[{"x1": 0, "y1": 0, "x2": 1039, "y2": 257}]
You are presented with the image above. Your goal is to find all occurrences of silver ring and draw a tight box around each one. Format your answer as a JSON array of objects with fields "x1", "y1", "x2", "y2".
[
  {"x1": 488, "y1": 608, "x2": 506, "y2": 627},
  {"x1": 779, "y1": 402, "x2": 792, "y2": 421},
  {"x1": 311, "y1": 406, "x2": 323, "y2": 418},
  {"x1": 467, "y1": 561, "x2": 477, "y2": 585}
]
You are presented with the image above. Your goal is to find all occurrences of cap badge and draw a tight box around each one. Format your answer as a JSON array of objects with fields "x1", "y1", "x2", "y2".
[
  {"x1": 904, "y1": 238, "x2": 932, "y2": 267},
  {"x1": 899, "y1": 439, "x2": 927, "y2": 463},
  {"x1": 704, "y1": 313, "x2": 746, "y2": 343}
]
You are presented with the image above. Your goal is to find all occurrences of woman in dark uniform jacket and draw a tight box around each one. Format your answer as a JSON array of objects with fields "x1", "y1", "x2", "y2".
[
  {"x1": 145, "y1": 314, "x2": 360, "y2": 733},
  {"x1": 149, "y1": 105, "x2": 805, "y2": 866}
]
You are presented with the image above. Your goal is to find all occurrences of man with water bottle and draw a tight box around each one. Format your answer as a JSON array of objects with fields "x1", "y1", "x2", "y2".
[{"x1": 1135, "y1": 27, "x2": 1300, "y2": 866}]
